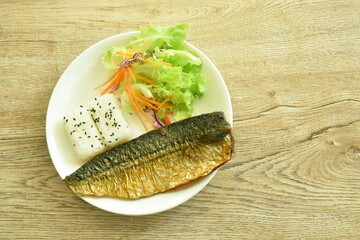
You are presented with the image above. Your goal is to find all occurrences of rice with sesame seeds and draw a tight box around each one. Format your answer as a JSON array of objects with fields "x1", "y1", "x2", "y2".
[{"x1": 63, "y1": 106, "x2": 105, "y2": 162}]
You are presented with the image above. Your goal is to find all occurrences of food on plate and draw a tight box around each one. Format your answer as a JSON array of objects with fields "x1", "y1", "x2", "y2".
[
  {"x1": 63, "y1": 111, "x2": 234, "y2": 199},
  {"x1": 63, "y1": 94, "x2": 133, "y2": 162},
  {"x1": 63, "y1": 106, "x2": 105, "y2": 162},
  {"x1": 88, "y1": 94, "x2": 132, "y2": 147},
  {"x1": 97, "y1": 23, "x2": 206, "y2": 130}
]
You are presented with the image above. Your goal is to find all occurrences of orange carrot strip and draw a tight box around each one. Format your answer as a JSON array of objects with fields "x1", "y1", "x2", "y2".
[
  {"x1": 95, "y1": 68, "x2": 121, "y2": 89},
  {"x1": 100, "y1": 69, "x2": 124, "y2": 95},
  {"x1": 134, "y1": 74, "x2": 157, "y2": 85},
  {"x1": 108, "y1": 74, "x2": 122, "y2": 94},
  {"x1": 156, "y1": 96, "x2": 172, "y2": 110},
  {"x1": 130, "y1": 89, "x2": 156, "y2": 128},
  {"x1": 162, "y1": 61, "x2": 172, "y2": 66},
  {"x1": 101, "y1": 80, "x2": 117, "y2": 95},
  {"x1": 116, "y1": 51, "x2": 134, "y2": 57},
  {"x1": 134, "y1": 92, "x2": 159, "y2": 108},
  {"x1": 130, "y1": 89, "x2": 156, "y2": 129},
  {"x1": 142, "y1": 111, "x2": 157, "y2": 128},
  {"x1": 136, "y1": 94, "x2": 172, "y2": 109},
  {"x1": 125, "y1": 76, "x2": 149, "y2": 130},
  {"x1": 126, "y1": 89, "x2": 148, "y2": 131},
  {"x1": 163, "y1": 116, "x2": 172, "y2": 125},
  {"x1": 127, "y1": 67, "x2": 137, "y2": 83},
  {"x1": 135, "y1": 42, "x2": 148, "y2": 52},
  {"x1": 136, "y1": 98, "x2": 157, "y2": 110},
  {"x1": 126, "y1": 74, "x2": 153, "y2": 129}
]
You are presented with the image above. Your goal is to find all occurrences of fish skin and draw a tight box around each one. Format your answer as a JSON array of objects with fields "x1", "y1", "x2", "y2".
[{"x1": 64, "y1": 111, "x2": 234, "y2": 199}]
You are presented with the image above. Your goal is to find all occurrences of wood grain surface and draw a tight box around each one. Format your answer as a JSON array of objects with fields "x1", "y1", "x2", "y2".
[{"x1": 1, "y1": 0, "x2": 360, "y2": 239}]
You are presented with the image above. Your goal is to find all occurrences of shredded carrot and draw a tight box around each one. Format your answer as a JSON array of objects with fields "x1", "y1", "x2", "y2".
[
  {"x1": 156, "y1": 96, "x2": 172, "y2": 110},
  {"x1": 101, "y1": 78, "x2": 117, "y2": 95},
  {"x1": 162, "y1": 61, "x2": 172, "y2": 66},
  {"x1": 108, "y1": 72, "x2": 123, "y2": 94},
  {"x1": 136, "y1": 97, "x2": 157, "y2": 110},
  {"x1": 136, "y1": 93, "x2": 172, "y2": 109},
  {"x1": 95, "y1": 48, "x2": 177, "y2": 130},
  {"x1": 125, "y1": 73, "x2": 158, "y2": 130},
  {"x1": 135, "y1": 42, "x2": 148, "y2": 53},
  {"x1": 128, "y1": 87, "x2": 156, "y2": 129},
  {"x1": 127, "y1": 67, "x2": 137, "y2": 83},
  {"x1": 99, "y1": 69, "x2": 124, "y2": 95},
  {"x1": 163, "y1": 116, "x2": 172, "y2": 125},
  {"x1": 134, "y1": 74, "x2": 157, "y2": 85},
  {"x1": 125, "y1": 76, "x2": 149, "y2": 131},
  {"x1": 95, "y1": 68, "x2": 121, "y2": 89},
  {"x1": 126, "y1": 88, "x2": 148, "y2": 131},
  {"x1": 116, "y1": 51, "x2": 134, "y2": 58}
]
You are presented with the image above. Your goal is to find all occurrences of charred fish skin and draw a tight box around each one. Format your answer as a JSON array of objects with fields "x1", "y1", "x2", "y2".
[{"x1": 64, "y1": 111, "x2": 233, "y2": 199}]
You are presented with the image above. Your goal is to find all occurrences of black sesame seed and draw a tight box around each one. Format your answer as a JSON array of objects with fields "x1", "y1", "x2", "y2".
[
  {"x1": 87, "y1": 136, "x2": 90, "y2": 138},
  {"x1": 66, "y1": 119, "x2": 68, "y2": 122},
  {"x1": 108, "y1": 102, "x2": 111, "y2": 105},
  {"x1": 91, "y1": 144, "x2": 93, "y2": 148},
  {"x1": 80, "y1": 112, "x2": 82, "y2": 115},
  {"x1": 73, "y1": 118, "x2": 76, "y2": 121},
  {"x1": 73, "y1": 144, "x2": 75, "y2": 146},
  {"x1": 95, "y1": 98, "x2": 97, "y2": 101},
  {"x1": 63, "y1": 116, "x2": 65, "y2": 120}
]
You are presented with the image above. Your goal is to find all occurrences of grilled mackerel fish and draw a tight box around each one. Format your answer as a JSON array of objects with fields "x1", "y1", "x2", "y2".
[{"x1": 64, "y1": 111, "x2": 234, "y2": 199}]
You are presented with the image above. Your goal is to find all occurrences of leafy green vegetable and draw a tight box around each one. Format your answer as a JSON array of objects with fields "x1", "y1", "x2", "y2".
[
  {"x1": 100, "y1": 23, "x2": 206, "y2": 123},
  {"x1": 125, "y1": 23, "x2": 188, "y2": 52}
]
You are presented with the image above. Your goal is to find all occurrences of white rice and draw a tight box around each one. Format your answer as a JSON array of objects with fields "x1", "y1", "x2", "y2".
[
  {"x1": 88, "y1": 94, "x2": 133, "y2": 147},
  {"x1": 63, "y1": 106, "x2": 105, "y2": 162}
]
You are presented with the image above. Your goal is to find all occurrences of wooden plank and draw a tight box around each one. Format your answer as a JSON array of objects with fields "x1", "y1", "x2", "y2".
[{"x1": 1, "y1": 0, "x2": 360, "y2": 239}]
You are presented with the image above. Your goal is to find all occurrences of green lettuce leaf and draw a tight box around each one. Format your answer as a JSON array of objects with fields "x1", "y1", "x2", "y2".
[
  {"x1": 151, "y1": 66, "x2": 206, "y2": 120},
  {"x1": 125, "y1": 23, "x2": 188, "y2": 51},
  {"x1": 101, "y1": 23, "x2": 206, "y2": 121}
]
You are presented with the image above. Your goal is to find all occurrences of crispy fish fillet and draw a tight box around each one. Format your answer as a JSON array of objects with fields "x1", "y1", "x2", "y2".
[{"x1": 64, "y1": 111, "x2": 234, "y2": 199}]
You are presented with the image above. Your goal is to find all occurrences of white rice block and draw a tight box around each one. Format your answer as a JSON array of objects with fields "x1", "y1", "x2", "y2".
[
  {"x1": 88, "y1": 94, "x2": 133, "y2": 147},
  {"x1": 63, "y1": 106, "x2": 105, "y2": 162}
]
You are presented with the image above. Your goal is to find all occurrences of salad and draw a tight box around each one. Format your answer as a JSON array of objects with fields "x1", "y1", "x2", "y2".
[{"x1": 96, "y1": 23, "x2": 206, "y2": 130}]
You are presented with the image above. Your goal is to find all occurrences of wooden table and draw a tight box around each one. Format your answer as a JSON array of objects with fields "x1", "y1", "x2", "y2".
[{"x1": 2, "y1": 1, "x2": 360, "y2": 239}]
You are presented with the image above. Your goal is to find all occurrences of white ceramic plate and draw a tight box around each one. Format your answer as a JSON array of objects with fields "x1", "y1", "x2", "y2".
[{"x1": 46, "y1": 31, "x2": 232, "y2": 215}]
